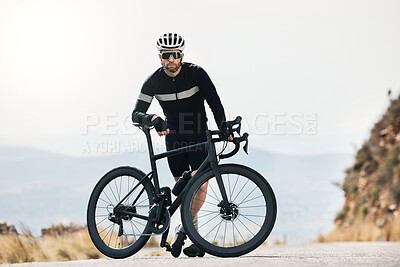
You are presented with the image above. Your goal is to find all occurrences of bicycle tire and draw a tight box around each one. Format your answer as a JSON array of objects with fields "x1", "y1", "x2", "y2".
[
  {"x1": 181, "y1": 164, "x2": 277, "y2": 257},
  {"x1": 87, "y1": 166, "x2": 154, "y2": 258}
]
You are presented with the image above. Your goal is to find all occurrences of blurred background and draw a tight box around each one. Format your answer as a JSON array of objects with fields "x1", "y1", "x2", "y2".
[{"x1": 1, "y1": 0, "x2": 399, "y2": 246}]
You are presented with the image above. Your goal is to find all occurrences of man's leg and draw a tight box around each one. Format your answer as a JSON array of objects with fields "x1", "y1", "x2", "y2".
[
  {"x1": 190, "y1": 170, "x2": 208, "y2": 226},
  {"x1": 170, "y1": 173, "x2": 189, "y2": 257},
  {"x1": 181, "y1": 170, "x2": 207, "y2": 257},
  {"x1": 166, "y1": 135, "x2": 190, "y2": 257}
]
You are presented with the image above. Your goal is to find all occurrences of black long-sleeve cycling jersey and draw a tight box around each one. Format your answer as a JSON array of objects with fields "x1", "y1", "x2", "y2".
[{"x1": 132, "y1": 62, "x2": 226, "y2": 134}]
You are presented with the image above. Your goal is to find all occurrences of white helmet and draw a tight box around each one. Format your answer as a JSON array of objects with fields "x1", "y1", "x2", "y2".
[{"x1": 156, "y1": 33, "x2": 185, "y2": 52}]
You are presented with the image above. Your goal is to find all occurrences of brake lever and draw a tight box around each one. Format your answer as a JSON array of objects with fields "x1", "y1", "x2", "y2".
[
  {"x1": 243, "y1": 139, "x2": 249, "y2": 154},
  {"x1": 240, "y1": 133, "x2": 249, "y2": 154}
]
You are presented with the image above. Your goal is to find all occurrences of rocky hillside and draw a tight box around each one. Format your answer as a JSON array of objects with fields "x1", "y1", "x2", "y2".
[{"x1": 321, "y1": 93, "x2": 400, "y2": 242}]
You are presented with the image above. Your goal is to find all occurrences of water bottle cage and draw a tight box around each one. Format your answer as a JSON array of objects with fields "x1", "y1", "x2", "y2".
[{"x1": 172, "y1": 170, "x2": 192, "y2": 196}]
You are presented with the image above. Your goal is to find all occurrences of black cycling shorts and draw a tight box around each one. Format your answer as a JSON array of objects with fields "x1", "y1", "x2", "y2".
[{"x1": 165, "y1": 133, "x2": 207, "y2": 177}]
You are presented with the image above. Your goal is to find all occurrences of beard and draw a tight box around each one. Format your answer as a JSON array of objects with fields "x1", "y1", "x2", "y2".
[{"x1": 162, "y1": 60, "x2": 182, "y2": 74}]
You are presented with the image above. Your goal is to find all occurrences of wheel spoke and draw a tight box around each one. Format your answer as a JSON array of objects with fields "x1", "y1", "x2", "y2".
[
  {"x1": 101, "y1": 223, "x2": 114, "y2": 243},
  {"x1": 239, "y1": 195, "x2": 264, "y2": 205},
  {"x1": 197, "y1": 210, "x2": 219, "y2": 219},
  {"x1": 129, "y1": 221, "x2": 137, "y2": 242},
  {"x1": 197, "y1": 186, "x2": 219, "y2": 203},
  {"x1": 115, "y1": 229, "x2": 119, "y2": 248},
  {"x1": 237, "y1": 186, "x2": 258, "y2": 206},
  {"x1": 96, "y1": 216, "x2": 109, "y2": 226},
  {"x1": 236, "y1": 216, "x2": 255, "y2": 237},
  {"x1": 232, "y1": 221, "x2": 236, "y2": 246},
  {"x1": 212, "y1": 219, "x2": 223, "y2": 244},
  {"x1": 108, "y1": 184, "x2": 119, "y2": 203},
  {"x1": 232, "y1": 220, "x2": 246, "y2": 244},
  {"x1": 108, "y1": 224, "x2": 115, "y2": 246},
  {"x1": 95, "y1": 215, "x2": 109, "y2": 217},
  {"x1": 197, "y1": 213, "x2": 221, "y2": 230},
  {"x1": 240, "y1": 214, "x2": 263, "y2": 228},
  {"x1": 132, "y1": 218, "x2": 147, "y2": 228},
  {"x1": 203, "y1": 217, "x2": 223, "y2": 239},
  {"x1": 135, "y1": 197, "x2": 150, "y2": 206},
  {"x1": 232, "y1": 178, "x2": 250, "y2": 203},
  {"x1": 240, "y1": 214, "x2": 266, "y2": 218},
  {"x1": 227, "y1": 174, "x2": 232, "y2": 202},
  {"x1": 103, "y1": 190, "x2": 113, "y2": 206},
  {"x1": 114, "y1": 179, "x2": 120, "y2": 202},
  {"x1": 223, "y1": 221, "x2": 227, "y2": 247},
  {"x1": 230, "y1": 174, "x2": 240, "y2": 202},
  {"x1": 119, "y1": 176, "x2": 123, "y2": 202},
  {"x1": 239, "y1": 205, "x2": 266, "y2": 209},
  {"x1": 98, "y1": 197, "x2": 110, "y2": 204},
  {"x1": 127, "y1": 176, "x2": 130, "y2": 205},
  {"x1": 207, "y1": 181, "x2": 221, "y2": 202},
  {"x1": 98, "y1": 223, "x2": 113, "y2": 235},
  {"x1": 125, "y1": 233, "x2": 131, "y2": 246},
  {"x1": 191, "y1": 197, "x2": 219, "y2": 207}
]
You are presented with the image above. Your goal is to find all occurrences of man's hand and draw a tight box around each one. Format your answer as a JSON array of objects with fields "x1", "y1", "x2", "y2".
[
  {"x1": 219, "y1": 121, "x2": 233, "y2": 141},
  {"x1": 157, "y1": 128, "x2": 170, "y2": 136},
  {"x1": 151, "y1": 115, "x2": 170, "y2": 137}
]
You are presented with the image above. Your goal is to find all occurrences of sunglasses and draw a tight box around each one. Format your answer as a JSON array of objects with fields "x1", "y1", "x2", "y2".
[{"x1": 161, "y1": 51, "x2": 182, "y2": 60}]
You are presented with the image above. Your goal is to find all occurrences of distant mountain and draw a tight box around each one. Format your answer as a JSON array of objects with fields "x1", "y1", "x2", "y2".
[
  {"x1": 322, "y1": 94, "x2": 400, "y2": 242},
  {"x1": 0, "y1": 145, "x2": 352, "y2": 243}
]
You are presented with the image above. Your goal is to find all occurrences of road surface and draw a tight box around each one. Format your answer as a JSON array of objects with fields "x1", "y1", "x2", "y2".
[{"x1": 3, "y1": 242, "x2": 400, "y2": 266}]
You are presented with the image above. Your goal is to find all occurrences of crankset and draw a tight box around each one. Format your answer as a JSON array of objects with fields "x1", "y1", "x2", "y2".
[{"x1": 148, "y1": 205, "x2": 170, "y2": 234}]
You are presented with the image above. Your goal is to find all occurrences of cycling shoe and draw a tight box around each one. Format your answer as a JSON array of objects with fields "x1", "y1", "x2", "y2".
[
  {"x1": 170, "y1": 228, "x2": 187, "y2": 258},
  {"x1": 183, "y1": 244, "x2": 205, "y2": 257}
]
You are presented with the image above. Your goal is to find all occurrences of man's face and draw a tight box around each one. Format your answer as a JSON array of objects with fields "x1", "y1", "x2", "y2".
[{"x1": 159, "y1": 49, "x2": 184, "y2": 74}]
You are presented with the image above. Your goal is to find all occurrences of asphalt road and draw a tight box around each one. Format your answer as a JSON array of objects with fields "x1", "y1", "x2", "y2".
[{"x1": 3, "y1": 242, "x2": 400, "y2": 266}]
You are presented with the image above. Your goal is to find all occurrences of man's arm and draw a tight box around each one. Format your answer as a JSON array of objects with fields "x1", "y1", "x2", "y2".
[
  {"x1": 132, "y1": 82, "x2": 169, "y2": 135},
  {"x1": 197, "y1": 66, "x2": 226, "y2": 129},
  {"x1": 132, "y1": 91, "x2": 154, "y2": 125}
]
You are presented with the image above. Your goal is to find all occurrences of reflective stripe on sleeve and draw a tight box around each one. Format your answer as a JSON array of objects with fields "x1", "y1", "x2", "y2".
[{"x1": 138, "y1": 93, "x2": 153, "y2": 103}]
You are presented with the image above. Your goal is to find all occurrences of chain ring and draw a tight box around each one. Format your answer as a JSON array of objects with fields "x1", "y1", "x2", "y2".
[{"x1": 148, "y1": 206, "x2": 170, "y2": 234}]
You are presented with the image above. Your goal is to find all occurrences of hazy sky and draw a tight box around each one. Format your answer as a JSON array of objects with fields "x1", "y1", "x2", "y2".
[{"x1": 0, "y1": 0, "x2": 399, "y2": 156}]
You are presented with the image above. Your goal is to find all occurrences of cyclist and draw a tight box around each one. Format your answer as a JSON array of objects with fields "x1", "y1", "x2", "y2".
[{"x1": 132, "y1": 33, "x2": 231, "y2": 257}]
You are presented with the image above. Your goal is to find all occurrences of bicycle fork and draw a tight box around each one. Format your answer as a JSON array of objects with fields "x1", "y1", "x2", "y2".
[{"x1": 210, "y1": 162, "x2": 229, "y2": 206}]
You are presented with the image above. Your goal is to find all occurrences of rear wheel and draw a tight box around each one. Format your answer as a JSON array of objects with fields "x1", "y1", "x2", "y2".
[
  {"x1": 87, "y1": 167, "x2": 154, "y2": 258},
  {"x1": 181, "y1": 164, "x2": 277, "y2": 257}
]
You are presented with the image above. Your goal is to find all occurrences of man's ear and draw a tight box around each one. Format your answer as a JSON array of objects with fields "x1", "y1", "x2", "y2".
[
  {"x1": 181, "y1": 53, "x2": 184, "y2": 59},
  {"x1": 158, "y1": 54, "x2": 162, "y2": 61}
]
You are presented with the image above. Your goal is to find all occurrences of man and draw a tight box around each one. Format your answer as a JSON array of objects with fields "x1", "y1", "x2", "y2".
[{"x1": 132, "y1": 33, "x2": 229, "y2": 257}]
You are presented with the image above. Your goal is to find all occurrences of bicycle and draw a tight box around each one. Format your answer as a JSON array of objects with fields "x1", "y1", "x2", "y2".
[{"x1": 87, "y1": 116, "x2": 277, "y2": 258}]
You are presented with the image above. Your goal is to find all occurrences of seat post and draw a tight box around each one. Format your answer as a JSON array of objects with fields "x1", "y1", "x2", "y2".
[{"x1": 143, "y1": 127, "x2": 154, "y2": 157}]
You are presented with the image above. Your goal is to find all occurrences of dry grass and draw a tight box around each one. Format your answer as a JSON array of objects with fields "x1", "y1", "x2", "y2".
[
  {"x1": 316, "y1": 214, "x2": 400, "y2": 242},
  {"x1": 0, "y1": 225, "x2": 176, "y2": 264},
  {"x1": 0, "y1": 227, "x2": 104, "y2": 264}
]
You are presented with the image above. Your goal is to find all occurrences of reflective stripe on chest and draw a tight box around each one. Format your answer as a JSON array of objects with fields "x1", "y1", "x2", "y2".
[{"x1": 155, "y1": 86, "x2": 199, "y2": 102}]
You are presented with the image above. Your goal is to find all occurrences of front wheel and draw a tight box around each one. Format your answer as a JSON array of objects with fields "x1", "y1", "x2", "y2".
[
  {"x1": 87, "y1": 167, "x2": 154, "y2": 259},
  {"x1": 181, "y1": 164, "x2": 277, "y2": 257}
]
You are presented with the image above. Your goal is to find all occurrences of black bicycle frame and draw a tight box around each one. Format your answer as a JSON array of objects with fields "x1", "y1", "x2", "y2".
[{"x1": 147, "y1": 127, "x2": 230, "y2": 215}]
